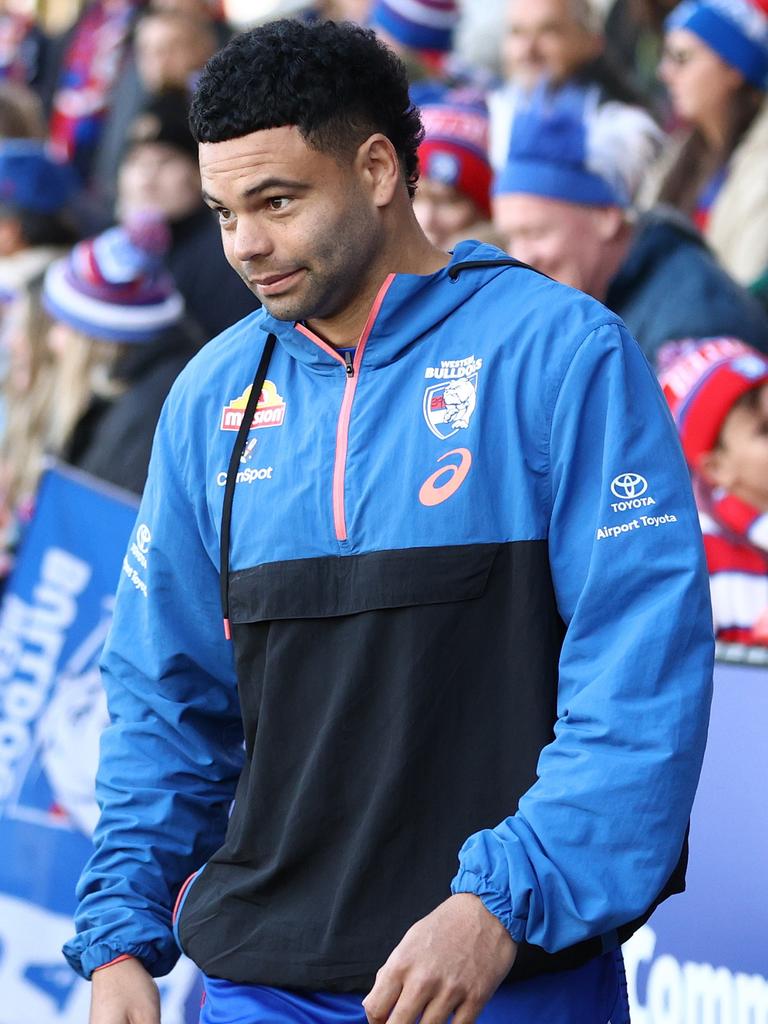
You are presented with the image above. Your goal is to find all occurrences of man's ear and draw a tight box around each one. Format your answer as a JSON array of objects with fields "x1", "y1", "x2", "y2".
[
  {"x1": 698, "y1": 447, "x2": 733, "y2": 490},
  {"x1": 356, "y1": 133, "x2": 402, "y2": 208},
  {"x1": 593, "y1": 205, "x2": 625, "y2": 242}
]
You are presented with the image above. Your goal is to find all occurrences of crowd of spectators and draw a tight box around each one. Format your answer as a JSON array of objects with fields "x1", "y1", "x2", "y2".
[{"x1": 0, "y1": 0, "x2": 766, "y2": 644}]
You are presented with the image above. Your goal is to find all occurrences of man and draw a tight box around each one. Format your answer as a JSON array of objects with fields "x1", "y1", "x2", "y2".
[
  {"x1": 493, "y1": 86, "x2": 768, "y2": 367},
  {"x1": 488, "y1": 0, "x2": 644, "y2": 170},
  {"x1": 67, "y1": 19, "x2": 713, "y2": 1024}
]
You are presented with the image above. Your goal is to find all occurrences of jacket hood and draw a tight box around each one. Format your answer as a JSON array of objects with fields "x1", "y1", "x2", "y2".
[{"x1": 257, "y1": 240, "x2": 522, "y2": 373}]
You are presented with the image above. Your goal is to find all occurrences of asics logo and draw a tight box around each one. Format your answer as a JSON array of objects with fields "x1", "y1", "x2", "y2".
[{"x1": 419, "y1": 448, "x2": 472, "y2": 507}]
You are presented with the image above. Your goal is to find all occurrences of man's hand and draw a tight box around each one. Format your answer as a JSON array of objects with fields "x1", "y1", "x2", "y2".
[
  {"x1": 362, "y1": 893, "x2": 517, "y2": 1024},
  {"x1": 90, "y1": 956, "x2": 161, "y2": 1024}
]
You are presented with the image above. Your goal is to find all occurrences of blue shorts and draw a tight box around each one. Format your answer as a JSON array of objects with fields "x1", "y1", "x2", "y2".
[{"x1": 199, "y1": 949, "x2": 629, "y2": 1023}]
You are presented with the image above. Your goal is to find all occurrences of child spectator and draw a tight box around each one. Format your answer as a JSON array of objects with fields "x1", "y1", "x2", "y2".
[
  {"x1": 413, "y1": 93, "x2": 497, "y2": 250},
  {"x1": 661, "y1": 337, "x2": 768, "y2": 645}
]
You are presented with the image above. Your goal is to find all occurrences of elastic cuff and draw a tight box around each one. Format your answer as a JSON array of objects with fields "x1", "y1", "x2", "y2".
[
  {"x1": 451, "y1": 868, "x2": 525, "y2": 943},
  {"x1": 92, "y1": 954, "x2": 135, "y2": 973}
]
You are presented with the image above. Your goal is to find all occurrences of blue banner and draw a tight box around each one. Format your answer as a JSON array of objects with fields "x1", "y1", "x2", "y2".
[
  {"x1": 0, "y1": 465, "x2": 200, "y2": 1023},
  {"x1": 625, "y1": 659, "x2": 768, "y2": 1023}
]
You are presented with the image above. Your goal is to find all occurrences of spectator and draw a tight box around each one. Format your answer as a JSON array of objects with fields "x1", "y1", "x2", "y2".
[
  {"x1": 655, "y1": 0, "x2": 768, "y2": 285},
  {"x1": 0, "y1": 4, "x2": 47, "y2": 89},
  {"x1": 660, "y1": 338, "x2": 768, "y2": 645},
  {"x1": 117, "y1": 89, "x2": 258, "y2": 338},
  {"x1": 0, "y1": 139, "x2": 78, "y2": 323},
  {"x1": 0, "y1": 141, "x2": 78, "y2": 512},
  {"x1": 488, "y1": 0, "x2": 646, "y2": 170},
  {"x1": 41, "y1": 217, "x2": 198, "y2": 495},
  {"x1": 0, "y1": 80, "x2": 46, "y2": 138},
  {"x1": 44, "y1": 0, "x2": 143, "y2": 182},
  {"x1": 493, "y1": 85, "x2": 768, "y2": 366},
  {"x1": 369, "y1": 0, "x2": 462, "y2": 87},
  {"x1": 0, "y1": 272, "x2": 55, "y2": 581},
  {"x1": 90, "y1": 8, "x2": 220, "y2": 222},
  {"x1": 413, "y1": 93, "x2": 497, "y2": 250}
]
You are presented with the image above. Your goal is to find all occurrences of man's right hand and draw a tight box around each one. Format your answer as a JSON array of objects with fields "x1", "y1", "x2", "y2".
[{"x1": 90, "y1": 956, "x2": 161, "y2": 1024}]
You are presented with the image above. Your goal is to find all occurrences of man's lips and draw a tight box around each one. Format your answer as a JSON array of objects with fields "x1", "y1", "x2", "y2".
[{"x1": 249, "y1": 269, "x2": 304, "y2": 295}]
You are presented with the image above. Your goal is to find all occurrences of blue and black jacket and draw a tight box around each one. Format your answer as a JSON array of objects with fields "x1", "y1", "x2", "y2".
[{"x1": 64, "y1": 241, "x2": 714, "y2": 992}]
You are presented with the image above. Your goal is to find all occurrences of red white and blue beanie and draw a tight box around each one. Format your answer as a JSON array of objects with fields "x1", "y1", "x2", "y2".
[
  {"x1": 418, "y1": 94, "x2": 492, "y2": 217},
  {"x1": 42, "y1": 216, "x2": 184, "y2": 345},
  {"x1": 666, "y1": 0, "x2": 768, "y2": 89},
  {"x1": 660, "y1": 337, "x2": 768, "y2": 466},
  {"x1": 371, "y1": 0, "x2": 459, "y2": 53},
  {"x1": 494, "y1": 84, "x2": 664, "y2": 208}
]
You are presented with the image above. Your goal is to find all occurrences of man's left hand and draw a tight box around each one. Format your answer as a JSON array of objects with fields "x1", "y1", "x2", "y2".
[{"x1": 362, "y1": 893, "x2": 518, "y2": 1024}]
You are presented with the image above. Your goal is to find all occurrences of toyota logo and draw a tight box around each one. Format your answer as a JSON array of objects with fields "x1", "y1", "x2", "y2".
[
  {"x1": 611, "y1": 473, "x2": 648, "y2": 499},
  {"x1": 136, "y1": 523, "x2": 152, "y2": 554}
]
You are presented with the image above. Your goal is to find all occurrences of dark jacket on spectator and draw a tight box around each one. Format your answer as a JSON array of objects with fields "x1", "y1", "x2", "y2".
[
  {"x1": 63, "y1": 321, "x2": 197, "y2": 495},
  {"x1": 168, "y1": 206, "x2": 259, "y2": 341},
  {"x1": 606, "y1": 206, "x2": 768, "y2": 366}
]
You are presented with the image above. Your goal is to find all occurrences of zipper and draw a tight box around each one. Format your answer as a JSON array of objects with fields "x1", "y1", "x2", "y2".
[{"x1": 295, "y1": 274, "x2": 395, "y2": 542}]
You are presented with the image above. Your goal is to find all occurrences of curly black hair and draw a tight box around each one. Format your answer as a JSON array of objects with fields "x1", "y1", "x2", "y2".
[{"x1": 189, "y1": 19, "x2": 423, "y2": 197}]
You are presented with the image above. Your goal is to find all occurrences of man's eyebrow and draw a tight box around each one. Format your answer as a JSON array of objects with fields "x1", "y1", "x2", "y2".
[{"x1": 202, "y1": 179, "x2": 309, "y2": 206}]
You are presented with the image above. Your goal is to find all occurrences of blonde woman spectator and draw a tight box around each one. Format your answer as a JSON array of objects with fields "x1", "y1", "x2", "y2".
[
  {"x1": 41, "y1": 217, "x2": 198, "y2": 495},
  {"x1": 656, "y1": 0, "x2": 768, "y2": 285}
]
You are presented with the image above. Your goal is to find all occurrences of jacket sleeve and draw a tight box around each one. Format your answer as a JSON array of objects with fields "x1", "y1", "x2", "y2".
[
  {"x1": 63, "y1": 383, "x2": 244, "y2": 980},
  {"x1": 451, "y1": 321, "x2": 714, "y2": 952}
]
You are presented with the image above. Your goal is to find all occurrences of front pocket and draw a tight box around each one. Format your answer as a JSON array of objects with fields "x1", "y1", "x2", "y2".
[{"x1": 228, "y1": 543, "x2": 500, "y2": 623}]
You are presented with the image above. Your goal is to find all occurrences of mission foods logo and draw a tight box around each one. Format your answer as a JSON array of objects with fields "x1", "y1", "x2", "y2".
[{"x1": 220, "y1": 380, "x2": 286, "y2": 431}]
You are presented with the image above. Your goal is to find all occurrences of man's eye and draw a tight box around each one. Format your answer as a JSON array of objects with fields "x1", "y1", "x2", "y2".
[
  {"x1": 216, "y1": 208, "x2": 233, "y2": 225},
  {"x1": 267, "y1": 197, "x2": 291, "y2": 211}
]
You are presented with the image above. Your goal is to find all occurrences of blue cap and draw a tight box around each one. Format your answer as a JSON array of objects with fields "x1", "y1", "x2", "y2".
[
  {"x1": 0, "y1": 140, "x2": 79, "y2": 215},
  {"x1": 666, "y1": 0, "x2": 768, "y2": 89},
  {"x1": 494, "y1": 85, "x2": 664, "y2": 209}
]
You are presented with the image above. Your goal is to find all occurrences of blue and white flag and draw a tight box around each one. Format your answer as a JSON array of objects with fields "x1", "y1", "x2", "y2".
[{"x1": 0, "y1": 464, "x2": 200, "y2": 1023}]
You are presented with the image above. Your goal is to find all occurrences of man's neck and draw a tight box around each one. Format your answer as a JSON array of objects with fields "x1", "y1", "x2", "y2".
[{"x1": 306, "y1": 227, "x2": 451, "y2": 347}]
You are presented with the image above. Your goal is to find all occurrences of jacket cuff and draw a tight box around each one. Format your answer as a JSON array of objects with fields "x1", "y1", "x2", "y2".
[
  {"x1": 62, "y1": 938, "x2": 179, "y2": 981},
  {"x1": 451, "y1": 868, "x2": 526, "y2": 943}
]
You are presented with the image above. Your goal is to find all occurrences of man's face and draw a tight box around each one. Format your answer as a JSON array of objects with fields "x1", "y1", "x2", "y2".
[
  {"x1": 493, "y1": 191, "x2": 609, "y2": 295},
  {"x1": 118, "y1": 142, "x2": 201, "y2": 221},
  {"x1": 199, "y1": 125, "x2": 383, "y2": 326},
  {"x1": 135, "y1": 16, "x2": 214, "y2": 92},
  {"x1": 502, "y1": 0, "x2": 602, "y2": 89}
]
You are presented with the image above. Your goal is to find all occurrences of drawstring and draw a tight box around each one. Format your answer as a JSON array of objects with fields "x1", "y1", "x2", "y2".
[
  {"x1": 219, "y1": 333, "x2": 276, "y2": 639},
  {"x1": 447, "y1": 257, "x2": 550, "y2": 281}
]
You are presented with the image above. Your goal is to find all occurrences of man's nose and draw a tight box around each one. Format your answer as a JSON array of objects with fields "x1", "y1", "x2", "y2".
[{"x1": 233, "y1": 217, "x2": 273, "y2": 263}]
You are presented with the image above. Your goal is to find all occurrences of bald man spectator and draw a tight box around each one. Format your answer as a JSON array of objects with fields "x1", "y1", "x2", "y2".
[
  {"x1": 488, "y1": 0, "x2": 645, "y2": 170},
  {"x1": 493, "y1": 86, "x2": 768, "y2": 367}
]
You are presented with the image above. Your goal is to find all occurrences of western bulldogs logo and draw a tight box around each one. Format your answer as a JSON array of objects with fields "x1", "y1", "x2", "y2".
[{"x1": 423, "y1": 375, "x2": 478, "y2": 440}]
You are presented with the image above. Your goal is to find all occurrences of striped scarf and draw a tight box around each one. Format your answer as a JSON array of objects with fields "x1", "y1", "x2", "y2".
[
  {"x1": 700, "y1": 487, "x2": 768, "y2": 645},
  {"x1": 49, "y1": 0, "x2": 138, "y2": 179}
]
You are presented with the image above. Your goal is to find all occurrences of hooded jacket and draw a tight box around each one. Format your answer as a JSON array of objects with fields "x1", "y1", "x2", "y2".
[{"x1": 64, "y1": 241, "x2": 714, "y2": 992}]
